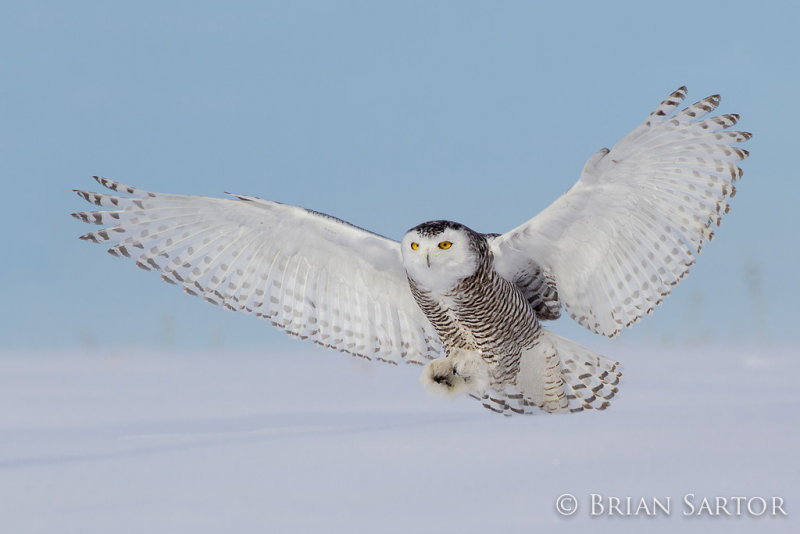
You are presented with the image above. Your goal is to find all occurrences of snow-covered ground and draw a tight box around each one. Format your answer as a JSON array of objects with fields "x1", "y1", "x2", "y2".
[{"x1": 1, "y1": 343, "x2": 797, "y2": 533}]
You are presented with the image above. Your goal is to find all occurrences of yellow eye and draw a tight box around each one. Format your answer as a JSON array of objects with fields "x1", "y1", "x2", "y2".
[
  {"x1": 438, "y1": 241, "x2": 452, "y2": 249},
  {"x1": 410, "y1": 242, "x2": 419, "y2": 250}
]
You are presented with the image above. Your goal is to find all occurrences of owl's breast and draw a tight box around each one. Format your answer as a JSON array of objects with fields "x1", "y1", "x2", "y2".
[{"x1": 408, "y1": 263, "x2": 541, "y2": 366}]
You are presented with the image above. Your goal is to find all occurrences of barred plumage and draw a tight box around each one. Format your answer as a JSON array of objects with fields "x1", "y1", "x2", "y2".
[
  {"x1": 409, "y1": 242, "x2": 539, "y2": 381},
  {"x1": 404, "y1": 221, "x2": 619, "y2": 414},
  {"x1": 72, "y1": 86, "x2": 748, "y2": 416}
]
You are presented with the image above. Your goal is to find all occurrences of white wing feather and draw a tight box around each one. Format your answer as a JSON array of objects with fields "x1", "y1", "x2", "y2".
[
  {"x1": 491, "y1": 87, "x2": 750, "y2": 337},
  {"x1": 72, "y1": 177, "x2": 442, "y2": 364}
]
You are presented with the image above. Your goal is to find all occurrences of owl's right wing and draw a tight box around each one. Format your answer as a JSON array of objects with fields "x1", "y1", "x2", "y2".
[{"x1": 72, "y1": 177, "x2": 442, "y2": 365}]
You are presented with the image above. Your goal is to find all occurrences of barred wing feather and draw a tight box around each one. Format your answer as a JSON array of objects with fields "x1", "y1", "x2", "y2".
[
  {"x1": 72, "y1": 177, "x2": 442, "y2": 364},
  {"x1": 491, "y1": 87, "x2": 750, "y2": 337}
]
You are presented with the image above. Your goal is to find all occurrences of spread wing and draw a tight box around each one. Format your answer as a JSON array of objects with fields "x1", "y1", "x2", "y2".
[
  {"x1": 72, "y1": 177, "x2": 442, "y2": 364},
  {"x1": 491, "y1": 87, "x2": 750, "y2": 337}
]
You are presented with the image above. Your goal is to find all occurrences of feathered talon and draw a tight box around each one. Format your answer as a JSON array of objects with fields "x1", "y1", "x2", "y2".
[{"x1": 420, "y1": 350, "x2": 489, "y2": 398}]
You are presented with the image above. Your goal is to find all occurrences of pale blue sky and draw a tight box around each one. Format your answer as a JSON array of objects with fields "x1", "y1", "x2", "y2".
[{"x1": 1, "y1": 0, "x2": 798, "y2": 350}]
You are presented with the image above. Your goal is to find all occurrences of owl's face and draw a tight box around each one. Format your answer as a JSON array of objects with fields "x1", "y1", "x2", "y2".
[{"x1": 401, "y1": 221, "x2": 481, "y2": 291}]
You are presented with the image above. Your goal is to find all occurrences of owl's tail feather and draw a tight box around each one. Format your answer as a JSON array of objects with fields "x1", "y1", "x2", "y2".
[
  {"x1": 546, "y1": 331, "x2": 622, "y2": 412},
  {"x1": 514, "y1": 329, "x2": 622, "y2": 414}
]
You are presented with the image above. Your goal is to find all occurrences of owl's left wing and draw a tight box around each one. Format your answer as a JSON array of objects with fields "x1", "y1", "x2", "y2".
[
  {"x1": 73, "y1": 177, "x2": 441, "y2": 364},
  {"x1": 491, "y1": 87, "x2": 750, "y2": 337}
]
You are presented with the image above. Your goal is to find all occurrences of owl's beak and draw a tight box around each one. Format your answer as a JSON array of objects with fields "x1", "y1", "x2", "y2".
[{"x1": 426, "y1": 252, "x2": 431, "y2": 268}]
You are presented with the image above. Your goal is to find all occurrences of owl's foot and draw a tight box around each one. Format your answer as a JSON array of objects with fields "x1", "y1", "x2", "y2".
[{"x1": 419, "y1": 349, "x2": 490, "y2": 398}]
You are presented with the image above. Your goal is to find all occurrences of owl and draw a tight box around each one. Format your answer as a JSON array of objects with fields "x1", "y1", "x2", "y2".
[{"x1": 72, "y1": 86, "x2": 749, "y2": 415}]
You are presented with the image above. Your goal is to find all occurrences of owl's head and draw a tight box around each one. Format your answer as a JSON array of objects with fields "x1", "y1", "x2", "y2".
[{"x1": 401, "y1": 220, "x2": 485, "y2": 291}]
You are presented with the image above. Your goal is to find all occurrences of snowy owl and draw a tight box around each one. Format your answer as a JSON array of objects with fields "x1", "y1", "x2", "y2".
[{"x1": 72, "y1": 87, "x2": 749, "y2": 415}]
